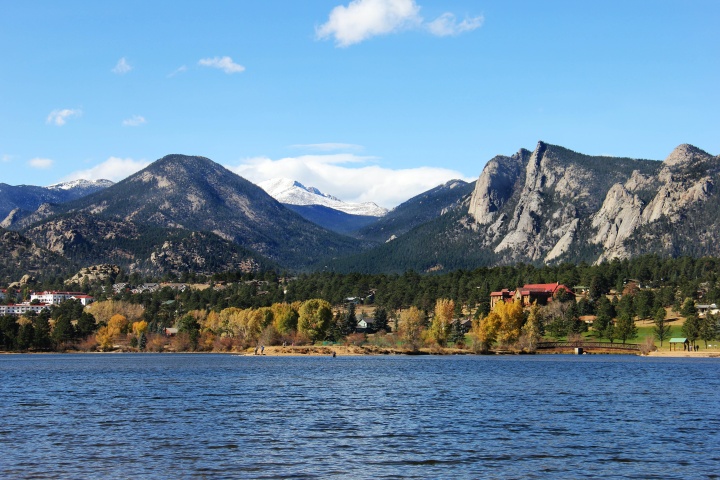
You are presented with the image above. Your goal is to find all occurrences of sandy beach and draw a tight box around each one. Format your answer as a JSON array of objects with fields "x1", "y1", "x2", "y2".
[{"x1": 646, "y1": 350, "x2": 720, "y2": 358}]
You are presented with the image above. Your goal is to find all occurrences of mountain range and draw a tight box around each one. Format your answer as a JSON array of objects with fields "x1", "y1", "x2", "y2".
[
  {"x1": 0, "y1": 179, "x2": 113, "y2": 228},
  {"x1": 1, "y1": 142, "x2": 718, "y2": 282}
]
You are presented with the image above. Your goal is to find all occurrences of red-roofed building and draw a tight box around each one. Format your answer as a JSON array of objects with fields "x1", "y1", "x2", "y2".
[
  {"x1": 490, "y1": 289, "x2": 515, "y2": 309},
  {"x1": 490, "y1": 282, "x2": 575, "y2": 309},
  {"x1": 516, "y1": 283, "x2": 574, "y2": 306}
]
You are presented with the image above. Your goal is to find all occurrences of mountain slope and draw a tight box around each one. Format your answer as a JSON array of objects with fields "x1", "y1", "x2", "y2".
[
  {"x1": 25, "y1": 155, "x2": 361, "y2": 270},
  {"x1": 283, "y1": 204, "x2": 381, "y2": 235},
  {"x1": 354, "y1": 179, "x2": 475, "y2": 243}
]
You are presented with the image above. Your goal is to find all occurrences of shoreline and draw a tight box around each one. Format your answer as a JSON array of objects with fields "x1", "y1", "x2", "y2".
[{"x1": 3, "y1": 344, "x2": 720, "y2": 357}]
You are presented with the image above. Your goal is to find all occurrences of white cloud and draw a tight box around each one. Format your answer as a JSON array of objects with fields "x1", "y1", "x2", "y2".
[
  {"x1": 46, "y1": 108, "x2": 82, "y2": 126},
  {"x1": 1, "y1": 154, "x2": 13, "y2": 163},
  {"x1": 426, "y1": 12, "x2": 484, "y2": 37},
  {"x1": 226, "y1": 153, "x2": 473, "y2": 209},
  {"x1": 290, "y1": 143, "x2": 363, "y2": 152},
  {"x1": 112, "y1": 57, "x2": 132, "y2": 74},
  {"x1": 28, "y1": 158, "x2": 54, "y2": 169},
  {"x1": 317, "y1": 0, "x2": 483, "y2": 46},
  {"x1": 316, "y1": 0, "x2": 421, "y2": 47},
  {"x1": 168, "y1": 65, "x2": 188, "y2": 77},
  {"x1": 61, "y1": 157, "x2": 151, "y2": 182},
  {"x1": 198, "y1": 56, "x2": 245, "y2": 74},
  {"x1": 122, "y1": 115, "x2": 147, "y2": 127}
]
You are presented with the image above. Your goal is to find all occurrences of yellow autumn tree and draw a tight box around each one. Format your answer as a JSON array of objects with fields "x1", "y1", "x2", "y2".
[
  {"x1": 470, "y1": 312, "x2": 499, "y2": 352},
  {"x1": 218, "y1": 307, "x2": 244, "y2": 337},
  {"x1": 242, "y1": 308, "x2": 267, "y2": 343},
  {"x1": 202, "y1": 310, "x2": 222, "y2": 333},
  {"x1": 95, "y1": 314, "x2": 128, "y2": 351},
  {"x1": 400, "y1": 306, "x2": 426, "y2": 351},
  {"x1": 495, "y1": 300, "x2": 525, "y2": 346},
  {"x1": 132, "y1": 320, "x2": 148, "y2": 337},
  {"x1": 519, "y1": 303, "x2": 543, "y2": 351},
  {"x1": 271, "y1": 303, "x2": 299, "y2": 334},
  {"x1": 87, "y1": 300, "x2": 144, "y2": 325},
  {"x1": 429, "y1": 298, "x2": 454, "y2": 346},
  {"x1": 469, "y1": 300, "x2": 524, "y2": 351}
]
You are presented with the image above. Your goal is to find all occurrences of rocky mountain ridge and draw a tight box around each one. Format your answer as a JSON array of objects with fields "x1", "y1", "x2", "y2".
[
  {"x1": 468, "y1": 142, "x2": 718, "y2": 265},
  {"x1": 330, "y1": 141, "x2": 719, "y2": 273}
]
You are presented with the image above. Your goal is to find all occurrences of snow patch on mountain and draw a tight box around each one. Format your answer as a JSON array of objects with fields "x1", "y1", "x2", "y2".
[
  {"x1": 47, "y1": 179, "x2": 114, "y2": 191},
  {"x1": 258, "y1": 178, "x2": 387, "y2": 217}
]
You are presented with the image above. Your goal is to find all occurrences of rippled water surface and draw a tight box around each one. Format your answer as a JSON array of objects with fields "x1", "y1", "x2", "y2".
[{"x1": 1, "y1": 354, "x2": 719, "y2": 479}]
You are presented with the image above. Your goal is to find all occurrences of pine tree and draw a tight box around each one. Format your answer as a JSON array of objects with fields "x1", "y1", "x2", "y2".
[
  {"x1": 699, "y1": 313, "x2": 718, "y2": 348},
  {"x1": 615, "y1": 312, "x2": 637, "y2": 345},
  {"x1": 682, "y1": 314, "x2": 700, "y2": 349},
  {"x1": 653, "y1": 307, "x2": 671, "y2": 347},
  {"x1": 373, "y1": 307, "x2": 389, "y2": 333},
  {"x1": 340, "y1": 302, "x2": 357, "y2": 337}
]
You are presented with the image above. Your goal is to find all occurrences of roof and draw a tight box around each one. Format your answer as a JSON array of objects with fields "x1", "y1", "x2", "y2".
[
  {"x1": 521, "y1": 283, "x2": 573, "y2": 293},
  {"x1": 669, "y1": 338, "x2": 688, "y2": 343},
  {"x1": 490, "y1": 289, "x2": 514, "y2": 296}
]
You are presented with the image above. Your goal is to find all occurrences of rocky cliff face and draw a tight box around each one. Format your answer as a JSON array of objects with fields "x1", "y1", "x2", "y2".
[
  {"x1": 468, "y1": 142, "x2": 719, "y2": 265},
  {"x1": 0, "y1": 228, "x2": 74, "y2": 284},
  {"x1": 21, "y1": 212, "x2": 272, "y2": 276}
]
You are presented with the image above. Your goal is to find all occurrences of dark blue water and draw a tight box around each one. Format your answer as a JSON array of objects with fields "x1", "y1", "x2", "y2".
[{"x1": 1, "y1": 354, "x2": 718, "y2": 479}]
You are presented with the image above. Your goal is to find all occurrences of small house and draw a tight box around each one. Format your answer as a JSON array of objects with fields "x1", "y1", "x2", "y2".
[{"x1": 356, "y1": 315, "x2": 375, "y2": 333}]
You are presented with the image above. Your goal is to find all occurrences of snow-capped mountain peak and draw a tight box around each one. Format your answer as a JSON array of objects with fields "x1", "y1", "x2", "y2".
[{"x1": 258, "y1": 178, "x2": 387, "y2": 217}]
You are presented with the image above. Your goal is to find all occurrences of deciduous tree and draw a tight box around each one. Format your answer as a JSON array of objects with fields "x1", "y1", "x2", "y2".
[
  {"x1": 399, "y1": 306, "x2": 425, "y2": 351},
  {"x1": 271, "y1": 303, "x2": 299, "y2": 334},
  {"x1": 520, "y1": 304, "x2": 543, "y2": 351},
  {"x1": 429, "y1": 299, "x2": 454, "y2": 346},
  {"x1": 297, "y1": 299, "x2": 332, "y2": 342}
]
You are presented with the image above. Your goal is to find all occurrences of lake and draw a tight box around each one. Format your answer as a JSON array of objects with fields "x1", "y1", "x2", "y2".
[{"x1": 1, "y1": 354, "x2": 718, "y2": 479}]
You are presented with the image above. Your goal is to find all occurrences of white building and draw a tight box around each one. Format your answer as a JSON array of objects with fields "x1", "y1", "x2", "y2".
[
  {"x1": 0, "y1": 303, "x2": 50, "y2": 316},
  {"x1": 30, "y1": 291, "x2": 94, "y2": 306}
]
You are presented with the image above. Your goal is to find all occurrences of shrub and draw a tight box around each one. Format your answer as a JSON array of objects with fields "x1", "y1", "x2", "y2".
[
  {"x1": 170, "y1": 333, "x2": 192, "y2": 352},
  {"x1": 213, "y1": 335, "x2": 236, "y2": 352},
  {"x1": 345, "y1": 333, "x2": 366, "y2": 347},
  {"x1": 639, "y1": 336, "x2": 657, "y2": 355},
  {"x1": 146, "y1": 333, "x2": 169, "y2": 352}
]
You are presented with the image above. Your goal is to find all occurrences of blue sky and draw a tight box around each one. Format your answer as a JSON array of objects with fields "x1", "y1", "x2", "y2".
[{"x1": 1, "y1": 0, "x2": 718, "y2": 207}]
